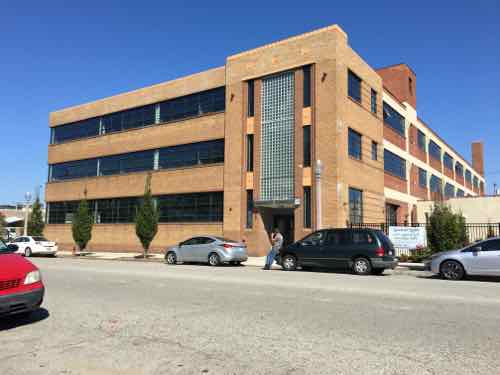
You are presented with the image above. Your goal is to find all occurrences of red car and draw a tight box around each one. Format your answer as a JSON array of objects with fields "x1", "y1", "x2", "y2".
[{"x1": 0, "y1": 240, "x2": 45, "y2": 316}]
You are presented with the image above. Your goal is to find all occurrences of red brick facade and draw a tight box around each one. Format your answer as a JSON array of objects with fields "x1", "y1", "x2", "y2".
[
  {"x1": 384, "y1": 123, "x2": 406, "y2": 150},
  {"x1": 409, "y1": 165, "x2": 428, "y2": 200},
  {"x1": 408, "y1": 124, "x2": 426, "y2": 163},
  {"x1": 385, "y1": 172, "x2": 407, "y2": 194}
]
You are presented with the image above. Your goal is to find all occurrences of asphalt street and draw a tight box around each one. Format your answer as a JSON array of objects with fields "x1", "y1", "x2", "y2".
[{"x1": 1, "y1": 257, "x2": 500, "y2": 375}]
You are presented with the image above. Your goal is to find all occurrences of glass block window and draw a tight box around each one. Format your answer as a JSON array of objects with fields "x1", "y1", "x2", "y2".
[
  {"x1": 260, "y1": 72, "x2": 295, "y2": 202},
  {"x1": 348, "y1": 128, "x2": 362, "y2": 160},
  {"x1": 444, "y1": 183, "x2": 455, "y2": 198},
  {"x1": 349, "y1": 187, "x2": 363, "y2": 224}
]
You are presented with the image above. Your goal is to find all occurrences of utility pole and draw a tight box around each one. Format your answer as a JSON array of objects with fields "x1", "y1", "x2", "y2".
[{"x1": 23, "y1": 191, "x2": 32, "y2": 236}]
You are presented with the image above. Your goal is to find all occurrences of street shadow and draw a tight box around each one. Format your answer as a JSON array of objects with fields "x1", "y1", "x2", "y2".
[
  {"x1": 417, "y1": 274, "x2": 500, "y2": 283},
  {"x1": 297, "y1": 267, "x2": 392, "y2": 277},
  {"x1": 0, "y1": 308, "x2": 50, "y2": 331}
]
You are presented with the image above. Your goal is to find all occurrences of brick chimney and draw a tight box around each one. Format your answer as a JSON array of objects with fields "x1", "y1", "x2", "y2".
[
  {"x1": 376, "y1": 64, "x2": 417, "y2": 108},
  {"x1": 472, "y1": 142, "x2": 484, "y2": 176}
]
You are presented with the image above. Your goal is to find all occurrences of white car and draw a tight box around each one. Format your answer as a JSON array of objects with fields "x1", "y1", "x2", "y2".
[{"x1": 9, "y1": 236, "x2": 58, "y2": 257}]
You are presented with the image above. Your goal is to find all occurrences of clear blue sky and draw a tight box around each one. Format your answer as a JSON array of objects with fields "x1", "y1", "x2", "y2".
[{"x1": 1, "y1": 0, "x2": 499, "y2": 203}]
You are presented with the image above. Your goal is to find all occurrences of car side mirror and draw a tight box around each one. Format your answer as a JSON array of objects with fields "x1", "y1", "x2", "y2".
[
  {"x1": 472, "y1": 246, "x2": 482, "y2": 253},
  {"x1": 7, "y1": 244, "x2": 18, "y2": 252}
]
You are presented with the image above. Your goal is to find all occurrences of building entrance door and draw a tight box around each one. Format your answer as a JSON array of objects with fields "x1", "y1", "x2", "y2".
[{"x1": 273, "y1": 214, "x2": 294, "y2": 246}]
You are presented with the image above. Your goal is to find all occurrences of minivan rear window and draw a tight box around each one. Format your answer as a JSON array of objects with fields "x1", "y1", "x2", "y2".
[{"x1": 378, "y1": 232, "x2": 395, "y2": 251}]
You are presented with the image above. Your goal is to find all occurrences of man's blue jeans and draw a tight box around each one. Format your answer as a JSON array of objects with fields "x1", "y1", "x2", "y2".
[{"x1": 265, "y1": 248, "x2": 277, "y2": 268}]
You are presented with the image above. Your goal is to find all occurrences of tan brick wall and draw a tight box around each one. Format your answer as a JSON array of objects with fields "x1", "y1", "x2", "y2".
[
  {"x1": 45, "y1": 223, "x2": 223, "y2": 253},
  {"x1": 46, "y1": 165, "x2": 224, "y2": 202},
  {"x1": 49, "y1": 113, "x2": 224, "y2": 164}
]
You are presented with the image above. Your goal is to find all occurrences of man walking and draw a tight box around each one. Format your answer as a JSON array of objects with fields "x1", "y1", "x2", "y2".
[{"x1": 263, "y1": 227, "x2": 283, "y2": 270}]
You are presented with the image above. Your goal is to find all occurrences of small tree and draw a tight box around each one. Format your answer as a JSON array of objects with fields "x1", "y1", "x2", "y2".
[
  {"x1": 135, "y1": 174, "x2": 158, "y2": 257},
  {"x1": 72, "y1": 198, "x2": 93, "y2": 252},
  {"x1": 427, "y1": 203, "x2": 468, "y2": 254},
  {"x1": 27, "y1": 198, "x2": 45, "y2": 236}
]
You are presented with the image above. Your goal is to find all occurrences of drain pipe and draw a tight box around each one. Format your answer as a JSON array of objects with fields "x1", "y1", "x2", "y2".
[{"x1": 315, "y1": 160, "x2": 324, "y2": 230}]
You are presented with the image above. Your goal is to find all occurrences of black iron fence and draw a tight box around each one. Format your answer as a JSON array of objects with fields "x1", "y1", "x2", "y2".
[{"x1": 349, "y1": 222, "x2": 500, "y2": 257}]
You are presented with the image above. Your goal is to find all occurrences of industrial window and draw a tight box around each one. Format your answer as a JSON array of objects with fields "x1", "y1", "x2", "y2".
[
  {"x1": 159, "y1": 87, "x2": 225, "y2": 123},
  {"x1": 349, "y1": 188, "x2": 363, "y2": 224},
  {"x1": 417, "y1": 130, "x2": 426, "y2": 151},
  {"x1": 465, "y1": 170, "x2": 472, "y2": 184},
  {"x1": 444, "y1": 183, "x2": 455, "y2": 198},
  {"x1": 383, "y1": 102, "x2": 405, "y2": 136},
  {"x1": 50, "y1": 159, "x2": 98, "y2": 181},
  {"x1": 428, "y1": 140, "x2": 442, "y2": 161},
  {"x1": 47, "y1": 201, "x2": 89, "y2": 224},
  {"x1": 348, "y1": 70, "x2": 361, "y2": 103},
  {"x1": 246, "y1": 190, "x2": 253, "y2": 229},
  {"x1": 371, "y1": 89, "x2": 377, "y2": 114},
  {"x1": 303, "y1": 126, "x2": 311, "y2": 167},
  {"x1": 473, "y1": 176, "x2": 479, "y2": 189},
  {"x1": 101, "y1": 104, "x2": 155, "y2": 134},
  {"x1": 157, "y1": 192, "x2": 223, "y2": 222},
  {"x1": 384, "y1": 149, "x2": 406, "y2": 179},
  {"x1": 158, "y1": 140, "x2": 224, "y2": 170},
  {"x1": 457, "y1": 189, "x2": 465, "y2": 197},
  {"x1": 246, "y1": 135, "x2": 254, "y2": 172},
  {"x1": 100, "y1": 150, "x2": 155, "y2": 176},
  {"x1": 248, "y1": 80, "x2": 255, "y2": 117},
  {"x1": 443, "y1": 153, "x2": 454, "y2": 170},
  {"x1": 51, "y1": 87, "x2": 226, "y2": 144},
  {"x1": 430, "y1": 175, "x2": 442, "y2": 194},
  {"x1": 303, "y1": 65, "x2": 311, "y2": 107},
  {"x1": 371, "y1": 141, "x2": 378, "y2": 161},
  {"x1": 348, "y1": 128, "x2": 362, "y2": 160},
  {"x1": 96, "y1": 197, "x2": 140, "y2": 223},
  {"x1": 304, "y1": 187, "x2": 312, "y2": 228},
  {"x1": 455, "y1": 161, "x2": 464, "y2": 177},
  {"x1": 51, "y1": 118, "x2": 100, "y2": 144},
  {"x1": 418, "y1": 168, "x2": 427, "y2": 188}
]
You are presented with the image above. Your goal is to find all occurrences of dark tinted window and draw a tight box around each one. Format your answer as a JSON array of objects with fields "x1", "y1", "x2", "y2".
[
  {"x1": 246, "y1": 135, "x2": 254, "y2": 171},
  {"x1": 100, "y1": 150, "x2": 155, "y2": 176},
  {"x1": 157, "y1": 192, "x2": 223, "y2": 222},
  {"x1": 246, "y1": 190, "x2": 253, "y2": 229},
  {"x1": 384, "y1": 149, "x2": 406, "y2": 179},
  {"x1": 482, "y1": 240, "x2": 500, "y2": 251},
  {"x1": 444, "y1": 183, "x2": 455, "y2": 198},
  {"x1": 51, "y1": 159, "x2": 98, "y2": 181},
  {"x1": 304, "y1": 187, "x2": 311, "y2": 228},
  {"x1": 417, "y1": 130, "x2": 426, "y2": 151},
  {"x1": 418, "y1": 168, "x2": 427, "y2": 188},
  {"x1": 96, "y1": 197, "x2": 139, "y2": 223},
  {"x1": 301, "y1": 231, "x2": 327, "y2": 246},
  {"x1": 348, "y1": 128, "x2": 362, "y2": 160},
  {"x1": 352, "y1": 231, "x2": 375, "y2": 245},
  {"x1": 457, "y1": 189, "x2": 465, "y2": 197},
  {"x1": 444, "y1": 153, "x2": 454, "y2": 170},
  {"x1": 52, "y1": 118, "x2": 100, "y2": 144},
  {"x1": 159, "y1": 87, "x2": 225, "y2": 123},
  {"x1": 371, "y1": 141, "x2": 378, "y2": 161},
  {"x1": 348, "y1": 70, "x2": 361, "y2": 103},
  {"x1": 383, "y1": 102, "x2": 405, "y2": 136},
  {"x1": 429, "y1": 140, "x2": 442, "y2": 161},
  {"x1": 371, "y1": 89, "x2": 377, "y2": 114},
  {"x1": 303, "y1": 66, "x2": 311, "y2": 107},
  {"x1": 430, "y1": 175, "x2": 442, "y2": 194},
  {"x1": 465, "y1": 170, "x2": 472, "y2": 184},
  {"x1": 158, "y1": 140, "x2": 224, "y2": 170},
  {"x1": 247, "y1": 80, "x2": 255, "y2": 117},
  {"x1": 473, "y1": 176, "x2": 479, "y2": 189},
  {"x1": 48, "y1": 201, "x2": 92, "y2": 224},
  {"x1": 455, "y1": 162, "x2": 464, "y2": 177},
  {"x1": 303, "y1": 126, "x2": 311, "y2": 167},
  {"x1": 102, "y1": 104, "x2": 155, "y2": 134},
  {"x1": 349, "y1": 188, "x2": 363, "y2": 224}
]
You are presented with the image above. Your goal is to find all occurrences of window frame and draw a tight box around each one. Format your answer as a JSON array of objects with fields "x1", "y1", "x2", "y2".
[
  {"x1": 384, "y1": 149, "x2": 407, "y2": 180},
  {"x1": 428, "y1": 140, "x2": 442, "y2": 161},
  {"x1": 348, "y1": 187, "x2": 363, "y2": 225},
  {"x1": 348, "y1": 70, "x2": 362, "y2": 103},
  {"x1": 348, "y1": 128, "x2": 362, "y2": 160}
]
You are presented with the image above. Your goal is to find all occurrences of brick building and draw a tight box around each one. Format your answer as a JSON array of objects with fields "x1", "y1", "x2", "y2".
[{"x1": 45, "y1": 24, "x2": 485, "y2": 255}]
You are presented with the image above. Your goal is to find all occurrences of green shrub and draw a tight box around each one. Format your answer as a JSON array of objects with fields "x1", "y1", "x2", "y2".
[{"x1": 427, "y1": 203, "x2": 467, "y2": 254}]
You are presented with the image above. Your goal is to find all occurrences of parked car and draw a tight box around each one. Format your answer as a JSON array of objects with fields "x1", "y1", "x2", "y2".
[
  {"x1": 8, "y1": 236, "x2": 58, "y2": 257},
  {"x1": 278, "y1": 228, "x2": 398, "y2": 275},
  {"x1": 424, "y1": 237, "x2": 500, "y2": 280},
  {"x1": 0, "y1": 240, "x2": 45, "y2": 316},
  {"x1": 165, "y1": 236, "x2": 248, "y2": 266}
]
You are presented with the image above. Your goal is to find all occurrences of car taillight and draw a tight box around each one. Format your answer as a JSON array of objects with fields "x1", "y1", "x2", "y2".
[
  {"x1": 223, "y1": 243, "x2": 234, "y2": 249},
  {"x1": 376, "y1": 247, "x2": 385, "y2": 257}
]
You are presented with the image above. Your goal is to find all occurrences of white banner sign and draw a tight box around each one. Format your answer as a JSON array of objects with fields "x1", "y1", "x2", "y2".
[{"x1": 388, "y1": 226, "x2": 427, "y2": 249}]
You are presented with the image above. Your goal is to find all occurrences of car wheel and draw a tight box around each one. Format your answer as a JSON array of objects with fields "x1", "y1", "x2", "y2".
[
  {"x1": 372, "y1": 268, "x2": 385, "y2": 275},
  {"x1": 440, "y1": 260, "x2": 465, "y2": 280},
  {"x1": 281, "y1": 254, "x2": 297, "y2": 271},
  {"x1": 208, "y1": 253, "x2": 221, "y2": 266},
  {"x1": 165, "y1": 252, "x2": 177, "y2": 265},
  {"x1": 25, "y1": 247, "x2": 32, "y2": 257},
  {"x1": 353, "y1": 257, "x2": 372, "y2": 275},
  {"x1": 230, "y1": 261, "x2": 241, "y2": 266}
]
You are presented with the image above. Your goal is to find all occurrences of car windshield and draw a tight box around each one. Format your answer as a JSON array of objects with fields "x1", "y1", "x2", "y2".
[{"x1": 33, "y1": 236, "x2": 48, "y2": 242}]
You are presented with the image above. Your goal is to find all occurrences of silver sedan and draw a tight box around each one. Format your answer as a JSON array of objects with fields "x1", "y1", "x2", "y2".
[
  {"x1": 424, "y1": 237, "x2": 500, "y2": 280},
  {"x1": 165, "y1": 236, "x2": 248, "y2": 266}
]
